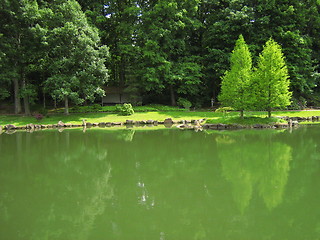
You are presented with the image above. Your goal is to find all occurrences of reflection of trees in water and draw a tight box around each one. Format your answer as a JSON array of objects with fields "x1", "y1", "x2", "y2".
[
  {"x1": 1, "y1": 128, "x2": 320, "y2": 240},
  {"x1": 217, "y1": 131, "x2": 292, "y2": 212},
  {"x1": 117, "y1": 129, "x2": 135, "y2": 142},
  {"x1": 0, "y1": 131, "x2": 114, "y2": 240}
]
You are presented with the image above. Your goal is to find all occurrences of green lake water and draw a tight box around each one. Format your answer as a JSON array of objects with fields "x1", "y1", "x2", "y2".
[{"x1": 0, "y1": 126, "x2": 320, "y2": 240}]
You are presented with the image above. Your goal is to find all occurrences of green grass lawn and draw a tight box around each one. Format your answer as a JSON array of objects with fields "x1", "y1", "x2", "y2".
[{"x1": 1, "y1": 109, "x2": 320, "y2": 127}]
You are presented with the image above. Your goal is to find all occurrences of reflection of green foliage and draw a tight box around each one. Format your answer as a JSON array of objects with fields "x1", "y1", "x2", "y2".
[
  {"x1": 218, "y1": 132, "x2": 292, "y2": 212},
  {"x1": 259, "y1": 143, "x2": 292, "y2": 210},
  {"x1": 117, "y1": 129, "x2": 135, "y2": 142},
  {"x1": 0, "y1": 131, "x2": 114, "y2": 240}
]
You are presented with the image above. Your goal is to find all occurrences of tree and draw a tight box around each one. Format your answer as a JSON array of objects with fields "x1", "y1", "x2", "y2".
[
  {"x1": 43, "y1": 0, "x2": 109, "y2": 115},
  {"x1": 0, "y1": 0, "x2": 43, "y2": 115},
  {"x1": 134, "y1": 0, "x2": 203, "y2": 106},
  {"x1": 218, "y1": 35, "x2": 252, "y2": 118},
  {"x1": 253, "y1": 38, "x2": 291, "y2": 117}
]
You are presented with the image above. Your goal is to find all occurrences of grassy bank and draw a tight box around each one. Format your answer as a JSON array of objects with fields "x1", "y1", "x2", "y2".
[{"x1": 1, "y1": 107, "x2": 320, "y2": 127}]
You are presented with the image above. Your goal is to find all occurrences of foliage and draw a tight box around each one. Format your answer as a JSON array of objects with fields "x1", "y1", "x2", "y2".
[
  {"x1": 253, "y1": 38, "x2": 292, "y2": 117},
  {"x1": 177, "y1": 98, "x2": 192, "y2": 110},
  {"x1": 116, "y1": 103, "x2": 134, "y2": 116},
  {"x1": 42, "y1": 0, "x2": 109, "y2": 114},
  {"x1": 1, "y1": 0, "x2": 320, "y2": 109},
  {"x1": 219, "y1": 35, "x2": 252, "y2": 118}
]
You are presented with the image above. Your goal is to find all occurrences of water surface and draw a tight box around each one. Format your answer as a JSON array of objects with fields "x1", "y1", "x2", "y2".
[{"x1": 0, "y1": 127, "x2": 319, "y2": 240}]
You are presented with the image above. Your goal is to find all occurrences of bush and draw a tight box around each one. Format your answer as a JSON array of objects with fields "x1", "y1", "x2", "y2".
[
  {"x1": 38, "y1": 108, "x2": 48, "y2": 116},
  {"x1": 177, "y1": 98, "x2": 192, "y2": 110},
  {"x1": 116, "y1": 103, "x2": 134, "y2": 116},
  {"x1": 92, "y1": 104, "x2": 102, "y2": 111},
  {"x1": 34, "y1": 113, "x2": 44, "y2": 121}
]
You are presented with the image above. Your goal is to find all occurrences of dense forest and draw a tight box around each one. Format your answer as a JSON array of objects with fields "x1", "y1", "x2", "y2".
[{"x1": 1, "y1": 0, "x2": 320, "y2": 115}]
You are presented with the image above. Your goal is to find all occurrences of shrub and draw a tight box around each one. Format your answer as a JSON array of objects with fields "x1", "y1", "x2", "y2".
[
  {"x1": 116, "y1": 103, "x2": 134, "y2": 116},
  {"x1": 34, "y1": 113, "x2": 44, "y2": 121},
  {"x1": 38, "y1": 108, "x2": 48, "y2": 116},
  {"x1": 92, "y1": 103, "x2": 102, "y2": 111},
  {"x1": 177, "y1": 98, "x2": 192, "y2": 110}
]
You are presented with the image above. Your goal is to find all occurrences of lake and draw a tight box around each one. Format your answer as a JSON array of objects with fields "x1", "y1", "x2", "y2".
[{"x1": 0, "y1": 126, "x2": 319, "y2": 240}]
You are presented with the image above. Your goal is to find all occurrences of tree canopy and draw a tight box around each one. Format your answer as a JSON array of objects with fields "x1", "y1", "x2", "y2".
[
  {"x1": 219, "y1": 35, "x2": 252, "y2": 118},
  {"x1": 0, "y1": 0, "x2": 319, "y2": 113}
]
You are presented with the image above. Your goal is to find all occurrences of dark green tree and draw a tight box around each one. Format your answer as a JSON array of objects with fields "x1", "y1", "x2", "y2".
[
  {"x1": 43, "y1": 0, "x2": 109, "y2": 115},
  {"x1": 0, "y1": 0, "x2": 43, "y2": 115}
]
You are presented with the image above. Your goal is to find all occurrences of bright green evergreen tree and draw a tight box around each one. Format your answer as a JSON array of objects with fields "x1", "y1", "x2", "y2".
[
  {"x1": 253, "y1": 38, "x2": 291, "y2": 117},
  {"x1": 218, "y1": 35, "x2": 252, "y2": 118}
]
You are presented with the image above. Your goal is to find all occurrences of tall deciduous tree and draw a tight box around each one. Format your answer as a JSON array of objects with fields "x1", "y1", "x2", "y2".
[
  {"x1": 135, "y1": 0, "x2": 202, "y2": 106},
  {"x1": 0, "y1": 0, "x2": 42, "y2": 115},
  {"x1": 218, "y1": 35, "x2": 252, "y2": 118},
  {"x1": 43, "y1": 0, "x2": 109, "y2": 115},
  {"x1": 253, "y1": 38, "x2": 291, "y2": 117}
]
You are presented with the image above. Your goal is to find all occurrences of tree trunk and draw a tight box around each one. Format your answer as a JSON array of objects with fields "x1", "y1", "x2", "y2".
[
  {"x1": 23, "y1": 96, "x2": 31, "y2": 116},
  {"x1": 169, "y1": 85, "x2": 176, "y2": 106},
  {"x1": 13, "y1": 78, "x2": 22, "y2": 114},
  {"x1": 240, "y1": 110, "x2": 244, "y2": 119},
  {"x1": 43, "y1": 91, "x2": 46, "y2": 109},
  {"x1": 64, "y1": 96, "x2": 69, "y2": 115},
  {"x1": 268, "y1": 109, "x2": 271, "y2": 118},
  {"x1": 22, "y1": 75, "x2": 31, "y2": 116}
]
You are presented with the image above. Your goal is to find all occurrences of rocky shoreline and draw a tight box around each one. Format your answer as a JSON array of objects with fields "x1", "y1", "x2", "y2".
[{"x1": 0, "y1": 116, "x2": 312, "y2": 134}]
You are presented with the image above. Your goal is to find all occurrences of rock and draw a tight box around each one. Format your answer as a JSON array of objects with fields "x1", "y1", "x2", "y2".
[
  {"x1": 65, "y1": 123, "x2": 73, "y2": 127},
  {"x1": 82, "y1": 119, "x2": 86, "y2": 126},
  {"x1": 93, "y1": 123, "x2": 99, "y2": 127},
  {"x1": 164, "y1": 118, "x2": 174, "y2": 128},
  {"x1": 164, "y1": 118, "x2": 174, "y2": 124},
  {"x1": 57, "y1": 121, "x2": 65, "y2": 127},
  {"x1": 5, "y1": 124, "x2": 16, "y2": 130},
  {"x1": 126, "y1": 120, "x2": 135, "y2": 125},
  {"x1": 274, "y1": 123, "x2": 288, "y2": 128},
  {"x1": 98, "y1": 122, "x2": 106, "y2": 127},
  {"x1": 292, "y1": 120, "x2": 299, "y2": 126},
  {"x1": 86, "y1": 122, "x2": 92, "y2": 127},
  {"x1": 217, "y1": 123, "x2": 227, "y2": 129},
  {"x1": 194, "y1": 120, "x2": 201, "y2": 127},
  {"x1": 146, "y1": 120, "x2": 154, "y2": 124},
  {"x1": 253, "y1": 124, "x2": 263, "y2": 128},
  {"x1": 111, "y1": 122, "x2": 122, "y2": 126}
]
